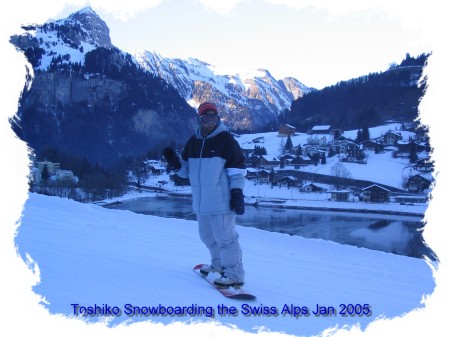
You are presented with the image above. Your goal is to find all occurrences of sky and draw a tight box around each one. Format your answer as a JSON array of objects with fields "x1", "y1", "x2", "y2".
[
  {"x1": 16, "y1": 0, "x2": 433, "y2": 90},
  {"x1": 1, "y1": 0, "x2": 450, "y2": 337}
]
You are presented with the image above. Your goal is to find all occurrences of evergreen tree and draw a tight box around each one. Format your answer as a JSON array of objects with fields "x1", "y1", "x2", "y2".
[
  {"x1": 409, "y1": 142, "x2": 418, "y2": 163},
  {"x1": 253, "y1": 145, "x2": 267, "y2": 156},
  {"x1": 362, "y1": 125, "x2": 370, "y2": 141},
  {"x1": 356, "y1": 130, "x2": 363, "y2": 143},
  {"x1": 41, "y1": 163, "x2": 50, "y2": 183},
  {"x1": 285, "y1": 135, "x2": 293, "y2": 153}
]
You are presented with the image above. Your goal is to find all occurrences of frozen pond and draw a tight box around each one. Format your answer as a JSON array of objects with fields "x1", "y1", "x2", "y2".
[{"x1": 105, "y1": 196, "x2": 436, "y2": 260}]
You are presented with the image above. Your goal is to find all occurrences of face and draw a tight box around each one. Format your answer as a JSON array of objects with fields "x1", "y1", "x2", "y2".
[{"x1": 200, "y1": 111, "x2": 219, "y2": 134}]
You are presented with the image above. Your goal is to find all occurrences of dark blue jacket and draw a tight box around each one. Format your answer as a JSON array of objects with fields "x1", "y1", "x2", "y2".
[{"x1": 177, "y1": 122, "x2": 246, "y2": 214}]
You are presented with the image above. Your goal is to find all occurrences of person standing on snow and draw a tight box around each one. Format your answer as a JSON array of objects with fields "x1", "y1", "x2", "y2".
[{"x1": 163, "y1": 102, "x2": 247, "y2": 287}]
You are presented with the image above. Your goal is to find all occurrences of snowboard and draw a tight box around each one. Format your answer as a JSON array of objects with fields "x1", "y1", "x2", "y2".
[{"x1": 193, "y1": 264, "x2": 256, "y2": 300}]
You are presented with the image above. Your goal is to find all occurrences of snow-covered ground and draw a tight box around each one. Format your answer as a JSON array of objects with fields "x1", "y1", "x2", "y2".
[
  {"x1": 9, "y1": 122, "x2": 427, "y2": 337},
  {"x1": 13, "y1": 193, "x2": 435, "y2": 337},
  {"x1": 138, "y1": 175, "x2": 427, "y2": 217},
  {"x1": 236, "y1": 123, "x2": 418, "y2": 190},
  {"x1": 130, "y1": 123, "x2": 431, "y2": 220}
]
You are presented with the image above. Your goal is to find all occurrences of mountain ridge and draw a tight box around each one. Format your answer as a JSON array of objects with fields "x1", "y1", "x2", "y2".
[
  {"x1": 12, "y1": 6, "x2": 312, "y2": 133},
  {"x1": 134, "y1": 50, "x2": 313, "y2": 131}
]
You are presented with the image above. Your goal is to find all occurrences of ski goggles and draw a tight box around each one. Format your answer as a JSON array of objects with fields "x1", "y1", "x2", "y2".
[{"x1": 200, "y1": 113, "x2": 219, "y2": 123}]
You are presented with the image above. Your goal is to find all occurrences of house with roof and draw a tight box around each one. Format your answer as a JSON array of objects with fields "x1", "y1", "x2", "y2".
[
  {"x1": 406, "y1": 174, "x2": 433, "y2": 193},
  {"x1": 279, "y1": 154, "x2": 296, "y2": 164},
  {"x1": 301, "y1": 182, "x2": 329, "y2": 193},
  {"x1": 278, "y1": 124, "x2": 296, "y2": 136},
  {"x1": 290, "y1": 155, "x2": 313, "y2": 169},
  {"x1": 360, "y1": 139, "x2": 384, "y2": 152},
  {"x1": 246, "y1": 168, "x2": 272, "y2": 184},
  {"x1": 362, "y1": 184, "x2": 391, "y2": 203},
  {"x1": 146, "y1": 160, "x2": 166, "y2": 175},
  {"x1": 383, "y1": 131, "x2": 403, "y2": 146},
  {"x1": 396, "y1": 140, "x2": 426, "y2": 154},
  {"x1": 275, "y1": 176, "x2": 299, "y2": 187},
  {"x1": 307, "y1": 135, "x2": 330, "y2": 147},
  {"x1": 308, "y1": 125, "x2": 331, "y2": 135},
  {"x1": 55, "y1": 170, "x2": 77, "y2": 184},
  {"x1": 344, "y1": 142, "x2": 365, "y2": 161},
  {"x1": 32, "y1": 160, "x2": 77, "y2": 185},
  {"x1": 254, "y1": 155, "x2": 281, "y2": 170},
  {"x1": 392, "y1": 195, "x2": 428, "y2": 204}
]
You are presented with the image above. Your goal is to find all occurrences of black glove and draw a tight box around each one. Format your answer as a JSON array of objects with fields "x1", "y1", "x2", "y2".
[
  {"x1": 162, "y1": 147, "x2": 181, "y2": 171},
  {"x1": 230, "y1": 188, "x2": 245, "y2": 215}
]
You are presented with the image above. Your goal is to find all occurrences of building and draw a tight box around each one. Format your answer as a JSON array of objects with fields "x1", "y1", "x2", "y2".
[
  {"x1": 55, "y1": 170, "x2": 76, "y2": 184},
  {"x1": 406, "y1": 174, "x2": 433, "y2": 193},
  {"x1": 308, "y1": 125, "x2": 331, "y2": 135},
  {"x1": 392, "y1": 195, "x2": 428, "y2": 204},
  {"x1": 396, "y1": 140, "x2": 426, "y2": 154},
  {"x1": 383, "y1": 131, "x2": 403, "y2": 146},
  {"x1": 36, "y1": 161, "x2": 60, "y2": 175},
  {"x1": 246, "y1": 169, "x2": 272, "y2": 184},
  {"x1": 301, "y1": 182, "x2": 328, "y2": 193},
  {"x1": 362, "y1": 184, "x2": 391, "y2": 203},
  {"x1": 330, "y1": 190, "x2": 350, "y2": 202},
  {"x1": 360, "y1": 140, "x2": 383, "y2": 152},
  {"x1": 279, "y1": 154, "x2": 295, "y2": 165},
  {"x1": 275, "y1": 176, "x2": 299, "y2": 187},
  {"x1": 146, "y1": 160, "x2": 166, "y2": 175},
  {"x1": 32, "y1": 160, "x2": 76, "y2": 185},
  {"x1": 290, "y1": 156, "x2": 313, "y2": 168},
  {"x1": 307, "y1": 135, "x2": 330, "y2": 147},
  {"x1": 345, "y1": 142, "x2": 365, "y2": 160},
  {"x1": 278, "y1": 124, "x2": 296, "y2": 136},
  {"x1": 258, "y1": 155, "x2": 281, "y2": 169}
]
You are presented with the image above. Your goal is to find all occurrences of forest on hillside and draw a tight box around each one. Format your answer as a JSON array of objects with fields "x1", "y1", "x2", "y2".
[{"x1": 280, "y1": 53, "x2": 429, "y2": 131}]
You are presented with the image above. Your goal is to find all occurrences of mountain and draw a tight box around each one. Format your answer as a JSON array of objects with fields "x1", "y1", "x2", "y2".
[
  {"x1": 12, "y1": 7, "x2": 113, "y2": 69},
  {"x1": 134, "y1": 51, "x2": 313, "y2": 132},
  {"x1": 10, "y1": 5, "x2": 313, "y2": 178},
  {"x1": 283, "y1": 53, "x2": 429, "y2": 132},
  {"x1": 10, "y1": 7, "x2": 198, "y2": 173}
]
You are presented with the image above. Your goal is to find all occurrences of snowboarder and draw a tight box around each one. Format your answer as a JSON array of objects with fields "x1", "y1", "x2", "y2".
[{"x1": 163, "y1": 101, "x2": 247, "y2": 287}]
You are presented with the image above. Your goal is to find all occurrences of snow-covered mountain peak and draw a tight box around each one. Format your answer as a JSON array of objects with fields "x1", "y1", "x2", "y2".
[
  {"x1": 134, "y1": 50, "x2": 314, "y2": 131},
  {"x1": 12, "y1": 6, "x2": 113, "y2": 70},
  {"x1": 60, "y1": 6, "x2": 111, "y2": 45},
  {"x1": 11, "y1": 6, "x2": 314, "y2": 132}
]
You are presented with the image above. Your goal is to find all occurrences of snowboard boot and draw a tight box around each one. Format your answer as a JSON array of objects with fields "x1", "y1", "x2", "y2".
[
  {"x1": 199, "y1": 265, "x2": 223, "y2": 276},
  {"x1": 213, "y1": 276, "x2": 244, "y2": 288}
]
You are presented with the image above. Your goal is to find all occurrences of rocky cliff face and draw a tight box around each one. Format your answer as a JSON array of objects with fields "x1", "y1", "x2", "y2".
[
  {"x1": 9, "y1": 6, "x2": 313, "y2": 169},
  {"x1": 134, "y1": 51, "x2": 314, "y2": 132},
  {"x1": 10, "y1": 8, "x2": 198, "y2": 168}
]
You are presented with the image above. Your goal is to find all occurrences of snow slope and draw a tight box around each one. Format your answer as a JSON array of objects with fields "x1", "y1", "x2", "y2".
[{"x1": 14, "y1": 193, "x2": 435, "y2": 337}]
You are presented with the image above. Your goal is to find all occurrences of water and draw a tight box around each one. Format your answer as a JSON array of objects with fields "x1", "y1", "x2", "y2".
[{"x1": 105, "y1": 196, "x2": 436, "y2": 260}]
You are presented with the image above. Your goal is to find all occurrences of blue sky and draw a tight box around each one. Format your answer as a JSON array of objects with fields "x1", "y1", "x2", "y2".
[{"x1": 50, "y1": 0, "x2": 431, "y2": 90}]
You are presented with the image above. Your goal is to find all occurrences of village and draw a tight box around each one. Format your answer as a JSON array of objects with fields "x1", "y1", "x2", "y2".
[{"x1": 30, "y1": 122, "x2": 434, "y2": 210}]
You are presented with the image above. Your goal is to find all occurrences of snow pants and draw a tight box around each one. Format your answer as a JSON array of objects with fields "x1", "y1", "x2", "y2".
[{"x1": 197, "y1": 212, "x2": 245, "y2": 283}]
